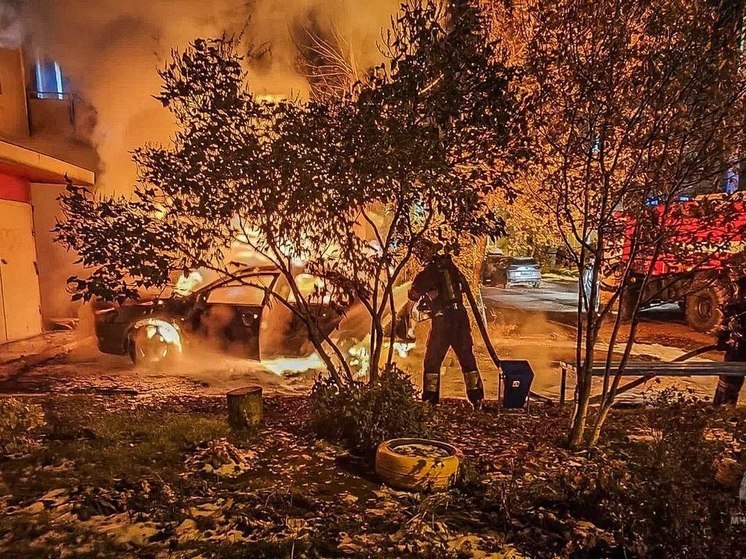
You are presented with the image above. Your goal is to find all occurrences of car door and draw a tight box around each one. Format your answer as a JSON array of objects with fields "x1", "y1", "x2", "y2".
[
  {"x1": 199, "y1": 273, "x2": 279, "y2": 359},
  {"x1": 264, "y1": 273, "x2": 346, "y2": 357}
]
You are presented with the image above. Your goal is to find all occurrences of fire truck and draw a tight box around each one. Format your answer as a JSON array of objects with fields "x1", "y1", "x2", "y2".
[{"x1": 602, "y1": 194, "x2": 746, "y2": 332}]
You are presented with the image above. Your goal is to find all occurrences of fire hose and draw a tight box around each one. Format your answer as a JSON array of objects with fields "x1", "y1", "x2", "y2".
[
  {"x1": 458, "y1": 270, "x2": 502, "y2": 370},
  {"x1": 458, "y1": 271, "x2": 553, "y2": 405},
  {"x1": 672, "y1": 344, "x2": 719, "y2": 362}
]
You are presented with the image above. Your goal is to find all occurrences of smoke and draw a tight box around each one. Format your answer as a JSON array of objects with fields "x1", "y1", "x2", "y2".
[
  {"x1": 9, "y1": 0, "x2": 401, "y2": 192},
  {"x1": 248, "y1": 0, "x2": 401, "y2": 98}
]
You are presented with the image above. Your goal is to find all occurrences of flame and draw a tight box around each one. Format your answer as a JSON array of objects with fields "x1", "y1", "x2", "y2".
[
  {"x1": 174, "y1": 271, "x2": 204, "y2": 296},
  {"x1": 392, "y1": 341, "x2": 415, "y2": 358},
  {"x1": 261, "y1": 353, "x2": 325, "y2": 375},
  {"x1": 348, "y1": 344, "x2": 370, "y2": 378}
]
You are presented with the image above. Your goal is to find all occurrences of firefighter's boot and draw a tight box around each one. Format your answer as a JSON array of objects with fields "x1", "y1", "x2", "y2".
[
  {"x1": 423, "y1": 372, "x2": 440, "y2": 405},
  {"x1": 464, "y1": 370, "x2": 484, "y2": 411},
  {"x1": 714, "y1": 376, "x2": 743, "y2": 406}
]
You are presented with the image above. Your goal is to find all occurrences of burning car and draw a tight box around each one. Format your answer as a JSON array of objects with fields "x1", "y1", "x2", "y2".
[{"x1": 93, "y1": 267, "x2": 346, "y2": 365}]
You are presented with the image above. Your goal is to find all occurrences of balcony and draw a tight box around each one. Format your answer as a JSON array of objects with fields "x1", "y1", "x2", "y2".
[{"x1": 26, "y1": 91, "x2": 96, "y2": 143}]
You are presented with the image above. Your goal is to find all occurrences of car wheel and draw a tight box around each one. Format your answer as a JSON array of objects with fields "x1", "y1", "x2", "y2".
[{"x1": 127, "y1": 320, "x2": 182, "y2": 366}]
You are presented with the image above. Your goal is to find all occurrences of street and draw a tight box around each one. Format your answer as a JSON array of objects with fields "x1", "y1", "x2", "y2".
[
  {"x1": 482, "y1": 276, "x2": 714, "y2": 349},
  {"x1": 0, "y1": 277, "x2": 723, "y2": 404}
]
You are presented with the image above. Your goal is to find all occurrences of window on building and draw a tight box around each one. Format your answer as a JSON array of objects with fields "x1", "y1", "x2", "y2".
[{"x1": 34, "y1": 57, "x2": 65, "y2": 100}]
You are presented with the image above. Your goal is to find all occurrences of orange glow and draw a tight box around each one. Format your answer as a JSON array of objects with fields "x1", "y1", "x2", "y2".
[
  {"x1": 260, "y1": 353, "x2": 325, "y2": 375},
  {"x1": 174, "y1": 271, "x2": 204, "y2": 296}
]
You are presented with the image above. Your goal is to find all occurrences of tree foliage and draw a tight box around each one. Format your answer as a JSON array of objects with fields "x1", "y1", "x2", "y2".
[{"x1": 55, "y1": 0, "x2": 527, "y2": 384}]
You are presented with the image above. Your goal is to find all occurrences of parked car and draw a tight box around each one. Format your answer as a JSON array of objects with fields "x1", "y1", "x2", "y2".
[
  {"x1": 482, "y1": 256, "x2": 541, "y2": 288},
  {"x1": 93, "y1": 267, "x2": 346, "y2": 365}
]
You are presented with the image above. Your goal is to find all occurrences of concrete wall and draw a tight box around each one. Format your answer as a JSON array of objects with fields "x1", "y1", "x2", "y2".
[
  {"x1": 0, "y1": 48, "x2": 29, "y2": 140},
  {"x1": 0, "y1": 46, "x2": 99, "y2": 172},
  {"x1": 0, "y1": 172, "x2": 30, "y2": 202},
  {"x1": 30, "y1": 182, "x2": 81, "y2": 322}
]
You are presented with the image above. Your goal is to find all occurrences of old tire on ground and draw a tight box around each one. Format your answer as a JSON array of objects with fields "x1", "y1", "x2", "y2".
[
  {"x1": 685, "y1": 286, "x2": 726, "y2": 333},
  {"x1": 375, "y1": 438, "x2": 461, "y2": 492}
]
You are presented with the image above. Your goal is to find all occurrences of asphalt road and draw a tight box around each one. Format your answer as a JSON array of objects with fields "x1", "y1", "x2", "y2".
[
  {"x1": 480, "y1": 276, "x2": 717, "y2": 351},
  {"x1": 481, "y1": 276, "x2": 579, "y2": 315},
  {"x1": 481, "y1": 276, "x2": 688, "y2": 326}
]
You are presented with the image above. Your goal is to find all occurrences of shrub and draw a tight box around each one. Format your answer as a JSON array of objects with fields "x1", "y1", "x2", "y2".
[
  {"x1": 550, "y1": 400, "x2": 738, "y2": 557},
  {"x1": 309, "y1": 366, "x2": 430, "y2": 455},
  {"x1": 0, "y1": 398, "x2": 46, "y2": 454}
]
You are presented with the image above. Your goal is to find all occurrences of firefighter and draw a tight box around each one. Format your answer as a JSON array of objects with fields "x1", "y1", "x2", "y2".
[
  {"x1": 714, "y1": 277, "x2": 746, "y2": 405},
  {"x1": 406, "y1": 243, "x2": 485, "y2": 410}
]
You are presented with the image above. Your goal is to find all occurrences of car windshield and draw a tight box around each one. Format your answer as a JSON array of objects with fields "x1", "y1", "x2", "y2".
[
  {"x1": 511, "y1": 258, "x2": 538, "y2": 266},
  {"x1": 206, "y1": 274, "x2": 276, "y2": 306}
]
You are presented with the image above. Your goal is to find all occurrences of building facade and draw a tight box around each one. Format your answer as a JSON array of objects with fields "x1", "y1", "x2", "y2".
[{"x1": 0, "y1": 46, "x2": 96, "y2": 343}]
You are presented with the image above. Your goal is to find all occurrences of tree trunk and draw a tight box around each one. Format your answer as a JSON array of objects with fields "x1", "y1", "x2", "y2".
[
  {"x1": 455, "y1": 235, "x2": 487, "y2": 291},
  {"x1": 227, "y1": 386, "x2": 263, "y2": 429},
  {"x1": 569, "y1": 371, "x2": 591, "y2": 449},
  {"x1": 588, "y1": 400, "x2": 612, "y2": 447}
]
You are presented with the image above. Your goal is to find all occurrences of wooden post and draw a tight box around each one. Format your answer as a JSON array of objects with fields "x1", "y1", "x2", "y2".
[{"x1": 227, "y1": 386, "x2": 263, "y2": 429}]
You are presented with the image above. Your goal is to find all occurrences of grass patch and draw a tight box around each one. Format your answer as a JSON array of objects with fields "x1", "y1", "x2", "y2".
[{"x1": 1, "y1": 399, "x2": 239, "y2": 503}]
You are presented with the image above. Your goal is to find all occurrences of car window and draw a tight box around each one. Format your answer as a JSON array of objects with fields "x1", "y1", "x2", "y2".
[
  {"x1": 206, "y1": 275, "x2": 275, "y2": 306},
  {"x1": 287, "y1": 273, "x2": 332, "y2": 304}
]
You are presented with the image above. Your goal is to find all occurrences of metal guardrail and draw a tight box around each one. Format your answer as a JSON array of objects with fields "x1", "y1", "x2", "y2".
[{"x1": 558, "y1": 359, "x2": 746, "y2": 405}]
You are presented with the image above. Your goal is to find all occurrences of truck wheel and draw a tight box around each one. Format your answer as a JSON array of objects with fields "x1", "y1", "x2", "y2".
[{"x1": 685, "y1": 287, "x2": 724, "y2": 333}]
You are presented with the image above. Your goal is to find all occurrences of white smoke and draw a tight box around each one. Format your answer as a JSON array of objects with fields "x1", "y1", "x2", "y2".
[{"x1": 8, "y1": 0, "x2": 400, "y2": 193}]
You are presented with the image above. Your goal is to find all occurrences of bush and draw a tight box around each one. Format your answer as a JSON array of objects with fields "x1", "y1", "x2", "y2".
[
  {"x1": 0, "y1": 398, "x2": 46, "y2": 454},
  {"x1": 309, "y1": 366, "x2": 430, "y2": 455},
  {"x1": 550, "y1": 400, "x2": 739, "y2": 558}
]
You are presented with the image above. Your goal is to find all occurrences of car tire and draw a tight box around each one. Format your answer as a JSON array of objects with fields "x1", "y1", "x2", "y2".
[
  {"x1": 685, "y1": 285, "x2": 727, "y2": 333},
  {"x1": 375, "y1": 438, "x2": 461, "y2": 492},
  {"x1": 127, "y1": 337, "x2": 137, "y2": 364},
  {"x1": 127, "y1": 322, "x2": 181, "y2": 367}
]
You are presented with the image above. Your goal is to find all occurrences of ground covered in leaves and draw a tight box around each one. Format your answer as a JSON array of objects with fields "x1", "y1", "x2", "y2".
[{"x1": 1, "y1": 393, "x2": 745, "y2": 558}]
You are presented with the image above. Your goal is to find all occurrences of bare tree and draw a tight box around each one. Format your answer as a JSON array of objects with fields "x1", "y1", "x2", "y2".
[{"x1": 500, "y1": 0, "x2": 746, "y2": 448}]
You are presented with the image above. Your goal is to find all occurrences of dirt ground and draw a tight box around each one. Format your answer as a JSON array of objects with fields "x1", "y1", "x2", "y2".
[{"x1": 1, "y1": 394, "x2": 744, "y2": 558}]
